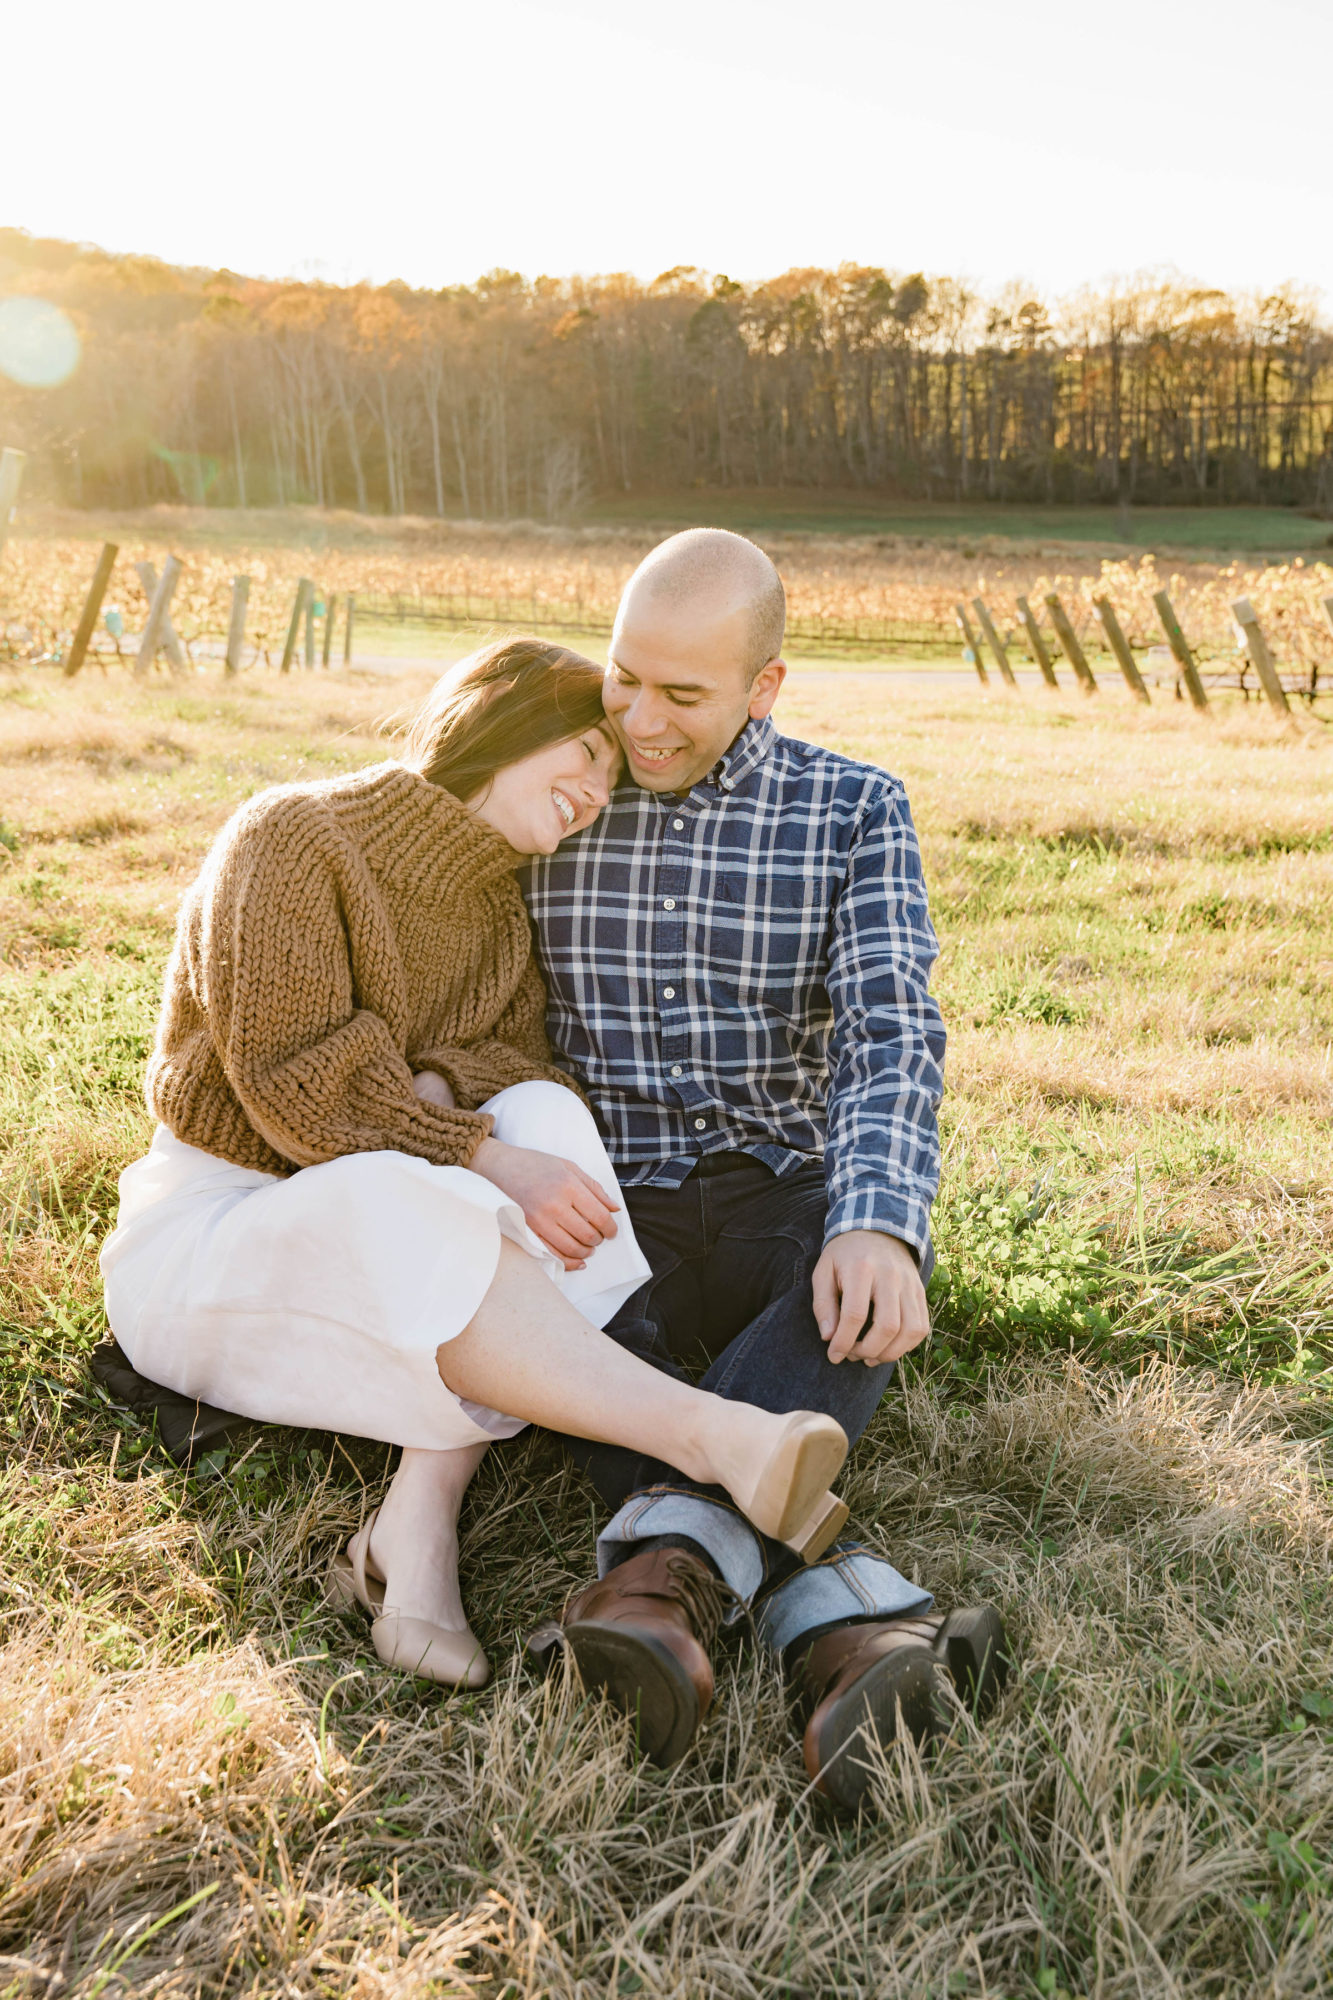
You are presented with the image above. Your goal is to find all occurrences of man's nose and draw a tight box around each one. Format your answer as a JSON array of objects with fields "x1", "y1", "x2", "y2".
[{"x1": 624, "y1": 688, "x2": 667, "y2": 736}]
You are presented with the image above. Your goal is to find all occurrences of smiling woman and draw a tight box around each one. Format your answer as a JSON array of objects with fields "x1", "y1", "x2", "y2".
[{"x1": 403, "y1": 639, "x2": 620, "y2": 854}]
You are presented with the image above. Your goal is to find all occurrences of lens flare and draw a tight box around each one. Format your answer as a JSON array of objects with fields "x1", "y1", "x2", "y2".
[{"x1": 0, "y1": 299, "x2": 81, "y2": 388}]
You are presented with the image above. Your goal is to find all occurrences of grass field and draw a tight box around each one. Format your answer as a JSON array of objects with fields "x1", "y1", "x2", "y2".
[
  {"x1": 1, "y1": 661, "x2": 1331, "y2": 1997},
  {"x1": 584, "y1": 491, "x2": 1333, "y2": 559}
]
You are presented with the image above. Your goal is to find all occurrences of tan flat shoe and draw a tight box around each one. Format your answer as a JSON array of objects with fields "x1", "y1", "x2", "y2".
[
  {"x1": 328, "y1": 1507, "x2": 490, "y2": 1689},
  {"x1": 728, "y1": 1412, "x2": 850, "y2": 1564}
]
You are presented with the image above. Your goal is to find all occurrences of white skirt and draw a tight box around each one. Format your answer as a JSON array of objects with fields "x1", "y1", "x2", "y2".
[{"x1": 98, "y1": 1081, "x2": 652, "y2": 1451}]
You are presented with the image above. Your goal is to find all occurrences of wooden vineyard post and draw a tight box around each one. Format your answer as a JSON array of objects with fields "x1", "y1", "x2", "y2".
[
  {"x1": 134, "y1": 561, "x2": 190, "y2": 675},
  {"x1": 134, "y1": 557, "x2": 184, "y2": 678},
  {"x1": 322, "y1": 592, "x2": 338, "y2": 668},
  {"x1": 1016, "y1": 594, "x2": 1059, "y2": 688},
  {"x1": 0, "y1": 447, "x2": 26, "y2": 563},
  {"x1": 63, "y1": 542, "x2": 118, "y2": 678},
  {"x1": 1044, "y1": 593, "x2": 1097, "y2": 692},
  {"x1": 281, "y1": 578, "x2": 313, "y2": 674},
  {"x1": 343, "y1": 592, "x2": 356, "y2": 666},
  {"x1": 1152, "y1": 589, "x2": 1209, "y2": 712},
  {"x1": 972, "y1": 598, "x2": 1017, "y2": 687},
  {"x1": 954, "y1": 603, "x2": 989, "y2": 685},
  {"x1": 225, "y1": 575, "x2": 250, "y2": 676},
  {"x1": 304, "y1": 589, "x2": 319, "y2": 669},
  {"x1": 1093, "y1": 595, "x2": 1150, "y2": 704},
  {"x1": 1231, "y1": 597, "x2": 1290, "y2": 716}
]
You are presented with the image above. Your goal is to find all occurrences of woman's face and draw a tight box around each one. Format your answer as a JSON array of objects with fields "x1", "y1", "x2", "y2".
[{"x1": 470, "y1": 725, "x2": 621, "y2": 854}]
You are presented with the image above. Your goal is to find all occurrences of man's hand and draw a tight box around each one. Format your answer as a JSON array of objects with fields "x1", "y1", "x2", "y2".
[
  {"x1": 468, "y1": 1137, "x2": 620, "y2": 1272},
  {"x1": 812, "y1": 1230, "x2": 930, "y2": 1365}
]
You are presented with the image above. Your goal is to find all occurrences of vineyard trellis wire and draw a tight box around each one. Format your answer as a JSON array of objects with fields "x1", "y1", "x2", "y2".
[{"x1": 1, "y1": 533, "x2": 1330, "y2": 709}]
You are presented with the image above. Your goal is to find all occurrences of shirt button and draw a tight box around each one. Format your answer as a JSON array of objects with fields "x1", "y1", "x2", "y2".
[
  {"x1": 693, "y1": 1118, "x2": 706, "y2": 1131},
  {"x1": 662, "y1": 897, "x2": 676, "y2": 910},
  {"x1": 663, "y1": 986, "x2": 675, "y2": 999},
  {"x1": 672, "y1": 818, "x2": 685, "y2": 831},
  {"x1": 670, "y1": 1064, "x2": 683, "y2": 1077}
]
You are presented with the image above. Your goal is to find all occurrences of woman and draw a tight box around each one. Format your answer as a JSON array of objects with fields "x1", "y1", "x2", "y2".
[{"x1": 100, "y1": 640, "x2": 848, "y2": 1690}]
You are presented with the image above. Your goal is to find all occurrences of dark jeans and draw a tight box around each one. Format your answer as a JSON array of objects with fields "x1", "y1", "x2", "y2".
[{"x1": 563, "y1": 1153, "x2": 897, "y2": 1577}]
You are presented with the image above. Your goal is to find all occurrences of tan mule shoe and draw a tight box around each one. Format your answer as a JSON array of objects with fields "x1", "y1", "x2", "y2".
[
  {"x1": 328, "y1": 1507, "x2": 490, "y2": 1689},
  {"x1": 729, "y1": 1411, "x2": 850, "y2": 1563}
]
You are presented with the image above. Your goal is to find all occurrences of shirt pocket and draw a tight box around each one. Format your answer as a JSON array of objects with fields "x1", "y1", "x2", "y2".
[{"x1": 708, "y1": 870, "x2": 831, "y2": 1014}]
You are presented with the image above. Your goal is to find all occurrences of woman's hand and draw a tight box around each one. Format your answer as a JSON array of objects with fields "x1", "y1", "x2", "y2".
[
  {"x1": 413, "y1": 1069, "x2": 457, "y2": 1110},
  {"x1": 468, "y1": 1137, "x2": 619, "y2": 1271}
]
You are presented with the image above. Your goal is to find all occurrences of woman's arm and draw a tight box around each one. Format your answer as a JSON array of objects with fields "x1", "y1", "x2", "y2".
[
  {"x1": 411, "y1": 959, "x2": 587, "y2": 1109},
  {"x1": 413, "y1": 976, "x2": 613, "y2": 1270},
  {"x1": 192, "y1": 795, "x2": 492, "y2": 1169}
]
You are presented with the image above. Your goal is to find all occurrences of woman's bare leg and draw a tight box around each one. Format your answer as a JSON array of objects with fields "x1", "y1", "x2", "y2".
[
  {"x1": 438, "y1": 1241, "x2": 829, "y2": 1507},
  {"x1": 360, "y1": 1441, "x2": 488, "y2": 1629}
]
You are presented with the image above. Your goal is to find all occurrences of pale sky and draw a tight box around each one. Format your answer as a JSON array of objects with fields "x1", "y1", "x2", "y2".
[{"x1": 7, "y1": 0, "x2": 1330, "y2": 306}]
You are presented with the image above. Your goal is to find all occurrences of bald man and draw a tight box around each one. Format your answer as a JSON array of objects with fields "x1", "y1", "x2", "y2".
[{"x1": 522, "y1": 529, "x2": 1007, "y2": 1809}]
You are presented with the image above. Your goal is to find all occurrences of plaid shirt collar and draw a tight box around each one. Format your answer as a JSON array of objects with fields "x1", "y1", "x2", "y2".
[{"x1": 705, "y1": 714, "x2": 777, "y2": 795}]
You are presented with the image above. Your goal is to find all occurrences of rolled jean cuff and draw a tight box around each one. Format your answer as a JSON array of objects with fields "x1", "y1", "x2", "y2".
[
  {"x1": 753, "y1": 1541, "x2": 933, "y2": 1656},
  {"x1": 596, "y1": 1487, "x2": 764, "y2": 1611}
]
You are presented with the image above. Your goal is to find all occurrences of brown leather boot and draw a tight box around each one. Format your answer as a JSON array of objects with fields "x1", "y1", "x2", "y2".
[
  {"x1": 791, "y1": 1605, "x2": 1009, "y2": 1810},
  {"x1": 528, "y1": 1547, "x2": 730, "y2": 1768}
]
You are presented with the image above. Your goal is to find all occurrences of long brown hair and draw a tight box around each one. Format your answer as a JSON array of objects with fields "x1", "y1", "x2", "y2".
[{"x1": 403, "y1": 638, "x2": 608, "y2": 799}]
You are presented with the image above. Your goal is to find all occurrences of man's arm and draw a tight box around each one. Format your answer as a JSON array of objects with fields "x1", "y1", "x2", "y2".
[{"x1": 812, "y1": 783, "x2": 946, "y2": 1365}]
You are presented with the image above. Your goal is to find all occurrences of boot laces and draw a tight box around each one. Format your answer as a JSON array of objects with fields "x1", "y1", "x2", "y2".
[{"x1": 661, "y1": 1553, "x2": 734, "y2": 1648}]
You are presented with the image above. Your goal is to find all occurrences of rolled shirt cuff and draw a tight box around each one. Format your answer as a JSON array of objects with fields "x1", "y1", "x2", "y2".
[{"x1": 822, "y1": 1186, "x2": 934, "y2": 1281}]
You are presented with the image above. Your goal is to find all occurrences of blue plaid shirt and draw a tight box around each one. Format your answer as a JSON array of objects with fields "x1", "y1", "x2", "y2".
[{"x1": 520, "y1": 716, "x2": 945, "y2": 1259}]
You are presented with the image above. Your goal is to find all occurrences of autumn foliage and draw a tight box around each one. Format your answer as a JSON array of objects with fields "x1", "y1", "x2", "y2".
[{"x1": 1, "y1": 229, "x2": 1331, "y2": 518}]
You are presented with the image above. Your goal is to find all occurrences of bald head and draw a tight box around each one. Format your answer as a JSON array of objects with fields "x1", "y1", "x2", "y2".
[
  {"x1": 618, "y1": 528, "x2": 786, "y2": 682},
  {"x1": 604, "y1": 528, "x2": 789, "y2": 792}
]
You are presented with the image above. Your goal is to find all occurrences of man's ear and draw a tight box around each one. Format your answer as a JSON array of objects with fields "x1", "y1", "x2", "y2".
[{"x1": 747, "y1": 657, "x2": 787, "y2": 720}]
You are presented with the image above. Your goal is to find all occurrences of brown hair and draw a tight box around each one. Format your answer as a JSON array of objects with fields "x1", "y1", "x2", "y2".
[{"x1": 403, "y1": 638, "x2": 609, "y2": 799}]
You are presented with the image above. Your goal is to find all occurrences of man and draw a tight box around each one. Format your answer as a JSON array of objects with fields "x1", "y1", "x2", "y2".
[{"x1": 522, "y1": 528, "x2": 1008, "y2": 1811}]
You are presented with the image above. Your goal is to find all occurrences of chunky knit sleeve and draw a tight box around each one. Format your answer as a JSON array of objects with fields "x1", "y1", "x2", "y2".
[
  {"x1": 191, "y1": 794, "x2": 492, "y2": 1170},
  {"x1": 412, "y1": 957, "x2": 587, "y2": 1110}
]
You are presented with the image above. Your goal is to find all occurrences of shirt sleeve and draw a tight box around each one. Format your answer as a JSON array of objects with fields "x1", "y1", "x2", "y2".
[
  {"x1": 198, "y1": 795, "x2": 493, "y2": 1169},
  {"x1": 412, "y1": 957, "x2": 588, "y2": 1110},
  {"x1": 822, "y1": 782, "x2": 946, "y2": 1261}
]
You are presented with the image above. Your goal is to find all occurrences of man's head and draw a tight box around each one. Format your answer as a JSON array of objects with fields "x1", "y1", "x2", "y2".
[{"x1": 603, "y1": 528, "x2": 787, "y2": 793}]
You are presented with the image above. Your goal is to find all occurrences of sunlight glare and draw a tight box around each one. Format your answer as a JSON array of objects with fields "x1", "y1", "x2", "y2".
[{"x1": 0, "y1": 299, "x2": 81, "y2": 388}]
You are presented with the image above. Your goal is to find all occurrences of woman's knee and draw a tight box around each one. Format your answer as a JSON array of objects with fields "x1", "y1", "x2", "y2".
[{"x1": 482, "y1": 1079, "x2": 599, "y2": 1150}]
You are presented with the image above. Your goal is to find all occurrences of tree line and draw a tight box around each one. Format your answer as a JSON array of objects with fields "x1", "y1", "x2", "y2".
[{"x1": 2, "y1": 228, "x2": 1330, "y2": 518}]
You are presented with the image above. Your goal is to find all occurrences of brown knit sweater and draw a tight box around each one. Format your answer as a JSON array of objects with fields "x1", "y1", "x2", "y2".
[{"x1": 146, "y1": 760, "x2": 580, "y2": 1175}]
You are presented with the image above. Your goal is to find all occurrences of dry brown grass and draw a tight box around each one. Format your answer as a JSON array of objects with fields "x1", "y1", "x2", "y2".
[
  {"x1": 1, "y1": 661, "x2": 1330, "y2": 1996},
  {"x1": 1, "y1": 1362, "x2": 1330, "y2": 1997}
]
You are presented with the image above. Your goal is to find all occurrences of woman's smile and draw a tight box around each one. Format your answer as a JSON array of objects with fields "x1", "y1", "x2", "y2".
[{"x1": 471, "y1": 725, "x2": 620, "y2": 854}]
